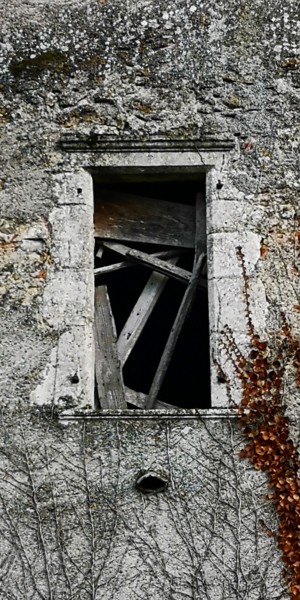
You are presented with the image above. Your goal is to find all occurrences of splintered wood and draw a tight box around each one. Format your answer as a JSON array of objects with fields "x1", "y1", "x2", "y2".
[
  {"x1": 94, "y1": 249, "x2": 183, "y2": 277},
  {"x1": 94, "y1": 188, "x2": 207, "y2": 410},
  {"x1": 102, "y1": 241, "x2": 193, "y2": 284},
  {"x1": 94, "y1": 286, "x2": 126, "y2": 409},
  {"x1": 117, "y1": 256, "x2": 179, "y2": 366},
  {"x1": 145, "y1": 253, "x2": 206, "y2": 409}
]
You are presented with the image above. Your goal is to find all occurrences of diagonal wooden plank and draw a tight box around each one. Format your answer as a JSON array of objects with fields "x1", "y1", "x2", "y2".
[
  {"x1": 145, "y1": 253, "x2": 206, "y2": 409},
  {"x1": 94, "y1": 285, "x2": 127, "y2": 409},
  {"x1": 117, "y1": 256, "x2": 179, "y2": 366},
  {"x1": 94, "y1": 189, "x2": 195, "y2": 247},
  {"x1": 101, "y1": 241, "x2": 199, "y2": 285},
  {"x1": 125, "y1": 387, "x2": 179, "y2": 410},
  {"x1": 94, "y1": 249, "x2": 184, "y2": 277}
]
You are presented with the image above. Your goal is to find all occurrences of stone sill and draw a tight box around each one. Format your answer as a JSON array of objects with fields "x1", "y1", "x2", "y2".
[{"x1": 58, "y1": 407, "x2": 237, "y2": 422}]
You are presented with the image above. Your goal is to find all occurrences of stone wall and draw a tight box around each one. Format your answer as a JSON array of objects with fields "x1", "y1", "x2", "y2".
[
  {"x1": 0, "y1": 0, "x2": 299, "y2": 597},
  {"x1": 0, "y1": 408, "x2": 287, "y2": 599}
]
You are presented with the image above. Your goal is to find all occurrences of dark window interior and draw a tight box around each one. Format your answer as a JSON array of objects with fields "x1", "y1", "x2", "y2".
[{"x1": 93, "y1": 172, "x2": 210, "y2": 409}]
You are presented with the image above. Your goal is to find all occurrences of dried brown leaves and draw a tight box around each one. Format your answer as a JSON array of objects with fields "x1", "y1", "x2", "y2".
[{"x1": 228, "y1": 247, "x2": 300, "y2": 598}]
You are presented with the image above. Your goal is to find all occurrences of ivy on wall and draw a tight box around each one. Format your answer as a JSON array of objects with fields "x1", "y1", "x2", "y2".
[{"x1": 223, "y1": 246, "x2": 300, "y2": 598}]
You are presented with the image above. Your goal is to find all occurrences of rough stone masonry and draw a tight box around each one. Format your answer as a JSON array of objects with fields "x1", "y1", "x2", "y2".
[{"x1": 0, "y1": 1, "x2": 299, "y2": 598}]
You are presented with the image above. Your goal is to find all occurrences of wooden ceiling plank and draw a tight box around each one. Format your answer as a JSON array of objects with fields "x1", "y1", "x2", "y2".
[{"x1": 94, "y1": 189, "x2": 195, "y2": 247}]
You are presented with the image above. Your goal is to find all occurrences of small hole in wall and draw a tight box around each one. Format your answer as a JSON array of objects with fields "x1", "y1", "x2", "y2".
[
  {"x1": 77, "y1": 188, "x2": 82, "y2": 195},
  {"x1": 70, "y1": 373, "x2": 79, "y2": 384},
  {"x1": 136, "y1": 471, "x2": 168, "y2": 494},
  {"x1": 216, "y1": 181, "x2": 223, "y2": 190}
]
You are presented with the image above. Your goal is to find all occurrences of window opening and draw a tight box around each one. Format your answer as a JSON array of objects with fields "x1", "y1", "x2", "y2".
[{"x1": 93, "y1": 175, "x2": 210, "y2": 410}]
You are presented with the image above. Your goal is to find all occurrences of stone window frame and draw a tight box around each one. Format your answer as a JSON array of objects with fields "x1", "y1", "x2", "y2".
[{"x1": 31, "y1": 140, "x2": 264, "y2": 414}]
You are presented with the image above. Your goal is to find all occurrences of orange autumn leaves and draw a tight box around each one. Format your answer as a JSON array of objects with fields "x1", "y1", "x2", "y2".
[{"x1": 229, "y1": 248, "x2": 300, "y2": 598}]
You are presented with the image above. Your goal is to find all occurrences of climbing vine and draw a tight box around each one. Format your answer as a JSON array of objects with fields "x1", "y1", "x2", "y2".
[{"x1": 224, "y1": 246, "x2": 300, "y2": 598}]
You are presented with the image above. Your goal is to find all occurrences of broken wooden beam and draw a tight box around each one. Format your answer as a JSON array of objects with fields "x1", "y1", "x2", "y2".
[
  {"x1": 101, "y1": 241, "x2": 199, "y2": 285},
  {"x1": 118, "y1": 256, "x2": 179, "y2": 366},
  {"x1": 94, "y1": 285, "x2": 127, "y2": 409},
  {"x1": 145, "y1": 253, "x2": 206, "y2": 409},
  {"x1": 94, "y1": 249, "x2": 184, "y2": 277},
  {"x1": 125, "y1": 387, "x2": 179, "y2": 410}
]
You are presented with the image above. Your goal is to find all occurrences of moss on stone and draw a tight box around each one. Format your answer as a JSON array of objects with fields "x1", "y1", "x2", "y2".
[
  {"x1": 9, "y1": 50, "x2": 71, "y2": 77},
  {"x1": 0, "y1": 106, "x2": 10, "y2": 123}
]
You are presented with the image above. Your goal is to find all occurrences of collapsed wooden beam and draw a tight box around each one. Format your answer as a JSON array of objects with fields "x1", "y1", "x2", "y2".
[
  {"x1": 117, "y1": 256, "x2": 179, "y2": 366},
  {"x1": 94, "y1": 249, "x2": 183, "y2": 277},
  {"x1": 94, "y1": 285, "x2": 127, "y2": 409},
  {"x1": 101, "y1": 241, "x2": 197, "y2": 284},
  {"x1": 145, "y1": 253, "x2": 206, "y2": 409}
]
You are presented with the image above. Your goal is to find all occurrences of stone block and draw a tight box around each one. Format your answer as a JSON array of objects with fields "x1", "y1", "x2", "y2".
[
  {"x1": 42, "y1": 268, "x2": 93, "y2": 328},
  {"x1": 206, "y1": 168, "x2": 246, "y2": 203},
  {"x1": 207, "y1": 231, "x2": 261, "y2": 279},
  {"x1": 49, "y1": 204, "x2": 93, "y2": 269},
  {"x1": 30, "y1": 324, "x2": 94, "y2": 409},
  {"x1": 207, "y1": 200, "x2": 247, "y2": 233},
  {"x1": 53, "y1": 170, "x2": 93, "y2": 207},
  {"x1": 210, "y1": 332, "x2": 251, "y2": 408},
  {"x1": 208, "y1": 276, "x2": 268, "y2": 333}
]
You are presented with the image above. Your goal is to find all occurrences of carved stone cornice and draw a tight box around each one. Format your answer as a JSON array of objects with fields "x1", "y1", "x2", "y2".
[{"x1": 59, "y1": 133, "x2": 235, "y2": 153}]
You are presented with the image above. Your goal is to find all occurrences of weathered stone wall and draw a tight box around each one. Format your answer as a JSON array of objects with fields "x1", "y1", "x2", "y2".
[
  {"x1": 0, "y1": 0, "x2": 299, "y2": 597},
  {"x1": 0, "y1": 408, "x2": 287, "y2": 599},
  {"x1": 1, "y1": 0, "x2": 299, "y2": 409}
]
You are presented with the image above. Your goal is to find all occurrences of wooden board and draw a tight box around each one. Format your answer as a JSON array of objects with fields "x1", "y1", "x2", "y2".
[
  {"x1": 94, "y1": 285, "x2": 127, "y2": 409},
  {"x1": 118, "y1": 256, "x2": 179, "y2": 366},
  {"x1": 102, "y1": 241, "x2": 193, "y2": 284},
  {"x1": 145, "y1": 253, "x2": 206, "y2": 409},
  {"x1": 94, "y1": 249, "x2": 183, "y2": 277},
  {"x1": 102, "y1": 241, "x2": 207, "y2": 288},
  {"x1": 94, "y1": 189, "x2": 197, "y2": 248},
  {"x1": 125, "y1": 387, "x2": 179, "y2": 410}
]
